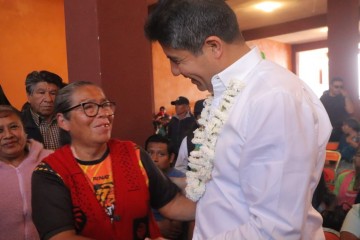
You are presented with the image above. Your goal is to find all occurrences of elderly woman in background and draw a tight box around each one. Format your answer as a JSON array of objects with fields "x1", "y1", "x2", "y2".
[
  {"x1": 0, "y1": 105, "x2": 52, "y2": 240},
  {"x1": 31, "y1": 81, "x2": 195, "y2": 240}
]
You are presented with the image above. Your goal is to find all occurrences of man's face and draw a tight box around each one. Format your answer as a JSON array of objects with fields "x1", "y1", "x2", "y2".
[
  {"x1": 161, "y1": 45, "x2": 216, "y2": 92},
  {"x1": 147, "y1": 142, "x2": 173, "y2": 171},
  {"x1": 27, "y1": 82, "x2": 59, "y2": 118},
  {"x1": 175, "y1": 104, "x2": 188, "y2": 116},
  {"x1": 329, "y1": 80, "x2": 343, "y2": 96}
]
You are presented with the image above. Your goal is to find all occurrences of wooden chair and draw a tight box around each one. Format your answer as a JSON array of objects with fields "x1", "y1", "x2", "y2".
[{"x1": 323, "y1": 150, "x2": 341, "y2": 191}]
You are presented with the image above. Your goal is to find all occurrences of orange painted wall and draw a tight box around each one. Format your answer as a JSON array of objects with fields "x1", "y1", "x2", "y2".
[
  {"x1": 247, "y1": 39, "x2": 292, "y2": 70},
  {"x1": 0, "y1": 0, "x2": 68, "y2": 110},
  {"x1": 152, "y1": 42, "x2": 209, "y2": 116},
  {"x1": 0, "y1": 0, "x2": 290, "y2": 118},
  {"x1": 152, "y1": 39, "x2": 291, "y2": 116}
]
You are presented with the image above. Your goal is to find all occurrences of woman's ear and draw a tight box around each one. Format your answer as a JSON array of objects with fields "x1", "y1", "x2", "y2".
[{"x1": 56, "y1": 113, "x2": 70, "y2": 131}]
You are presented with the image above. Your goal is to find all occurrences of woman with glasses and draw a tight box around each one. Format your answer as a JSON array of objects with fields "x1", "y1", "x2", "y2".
[{"x1": 31, "y1": 81, "x2": 195, "y2": 240}]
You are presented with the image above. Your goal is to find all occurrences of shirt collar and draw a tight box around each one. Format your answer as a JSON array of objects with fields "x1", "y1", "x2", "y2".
[
  {"x1": 211, "y1": 46, "x2": 262, "y2": 98},
  {"x1": 30, "y1": 108, "x2": 56, "y2": 125}
]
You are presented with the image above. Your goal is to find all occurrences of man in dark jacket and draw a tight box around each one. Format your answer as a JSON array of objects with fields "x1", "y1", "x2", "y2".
[
  {"x1": 167, "y1": 96, "x2": 197, "y2": 157},
  {"x1": 320, "y1": 77, "x2": 354, "y2": 141},
  {"x1": 21, "y1": 70, "x2": 65, "y2": 149}
]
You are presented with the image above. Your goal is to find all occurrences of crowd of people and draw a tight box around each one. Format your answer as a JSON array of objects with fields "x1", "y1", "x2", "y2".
[{"x1": 1, "y1": 0, "x2": 360, "y2": 239}]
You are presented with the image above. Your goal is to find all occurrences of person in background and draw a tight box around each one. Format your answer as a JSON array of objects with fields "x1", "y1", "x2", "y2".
[
  {"x1": 175, "y1": 99, "x2": 205, "y2": 173},
  {"x1": 320, "y1": 77, "x2": 354, "y2": 142},
  {"x1": 321, "y1": 206, "x2": 347, "y2": 240},
  {"x1": 153, "y1": 106, "x2": 170, "y2": 136},
  {"x1": 313, "y1": 172, "x2": 337, "y2": 213},
  {"x1": 167, "y1": 96, "x2": 197, "y2": 157},
  {"x1": 340, "y1": 203, "x2": 360, "y2": 240},
  {"x1": 21, "y1": 70, "x2": 65, "y2": 150},
  {"x1": 145, "y1": 134, "x2": 187, "y2": 240},
  {"x1": 334, "y1": 151, "x2": 360, "y2": 207},
  {"x1": 144, "y1": 0, "x2": 332, "y2": 238},
  {"x1": 0, "y1": 105, "x2": 52, "y2": 240},
  {"x1": 31, "y1": 81, "x2": 195, "y2": 240},
  {"x1": 336, "y1": 118, "x2": 360, "y2": 172}
]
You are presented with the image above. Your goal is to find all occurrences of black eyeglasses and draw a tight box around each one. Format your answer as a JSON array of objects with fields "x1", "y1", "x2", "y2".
[{"x1": 62, "y1": 101, "x2": 116, "y2": 117}]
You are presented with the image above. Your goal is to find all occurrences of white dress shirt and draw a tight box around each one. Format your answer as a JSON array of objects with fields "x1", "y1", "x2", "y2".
[
  {"x1": 175, "y1": 136, "x2": 189, "y2": 173},
  {"x1": 193, "y1": 47, "x2": 332, "y2": 239}
]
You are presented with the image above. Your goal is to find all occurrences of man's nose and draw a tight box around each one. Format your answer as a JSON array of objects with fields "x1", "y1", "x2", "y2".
[
  {"x1": 170, "y1": 62, "x2": 181, "y2": 76},
  {"x1": 150, "y1": 153, "x2": 159, "y2": 162},
  {"x1": 43, "y1": 92, "x2": 54, "y2": 102}
]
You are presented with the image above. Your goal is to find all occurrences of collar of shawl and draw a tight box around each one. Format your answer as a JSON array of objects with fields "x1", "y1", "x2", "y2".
[{"x1": 185, "y1": 79, "x2": 246, "y2": 202}]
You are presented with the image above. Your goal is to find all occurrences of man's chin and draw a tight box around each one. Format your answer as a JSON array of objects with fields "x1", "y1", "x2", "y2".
[
  {"x1": 39, "y1": 111, "x2": 54, "y2": 118},
  {"x1": 191, "y1": 79, "x2": 207, "y2": 91},
  {"x1": 196, "y1": 85, "x2": 208, "y2": 92}
]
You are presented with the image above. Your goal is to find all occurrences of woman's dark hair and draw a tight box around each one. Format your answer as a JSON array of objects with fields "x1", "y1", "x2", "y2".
[
  {"x1": 321, "y1": 205, "x2": 348, "y2": 231},
  {"x1": 0, "y1": 105, "x2": 22, "y2": 122},
  {"x1": 54, "y1": 81, "x2": 97, "y2": 146}
]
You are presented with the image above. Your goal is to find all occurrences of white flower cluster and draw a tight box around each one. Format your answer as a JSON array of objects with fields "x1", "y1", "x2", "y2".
[{"x1": 185, "y1": 80, "x2": 246, "y2": 202}]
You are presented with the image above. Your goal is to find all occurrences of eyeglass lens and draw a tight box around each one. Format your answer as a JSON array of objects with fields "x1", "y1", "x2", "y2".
[{"x1": 83, "y1": 102, "x2": 115, "y2": 117}]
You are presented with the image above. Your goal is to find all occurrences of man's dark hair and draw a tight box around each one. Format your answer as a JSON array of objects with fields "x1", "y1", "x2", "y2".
[
  {"x1": 145, "y1": 134, "x2": 174, "y2": 155},
  {"x1": 25, "y1": 70, "x2": 64, "y2": 94},
  {"x1": 330, "y1": 77, "x2": 343, "y2": 85},
  {"x1": 144, "y1": 0, "x2": 244, "y2": 55}
]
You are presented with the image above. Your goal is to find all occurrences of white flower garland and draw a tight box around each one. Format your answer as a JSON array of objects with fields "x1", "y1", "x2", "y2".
[{"x1": 185, "y1": 80, "x2": 246, "y2": 202}]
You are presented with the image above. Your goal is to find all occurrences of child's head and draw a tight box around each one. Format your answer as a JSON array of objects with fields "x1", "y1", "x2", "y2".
[{"x1": 145, "y1": 134, "x2": 174, "y2": 171}]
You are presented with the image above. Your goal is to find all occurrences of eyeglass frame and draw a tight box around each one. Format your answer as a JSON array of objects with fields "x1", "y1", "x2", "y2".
[{"x1": 62, "y1": 101, "x2": 116, "y2": 117}]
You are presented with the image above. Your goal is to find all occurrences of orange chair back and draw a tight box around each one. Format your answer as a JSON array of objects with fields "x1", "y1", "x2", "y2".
[
  {"x1": 324, "y1": 150, "x2": 342, "y2": 191},
  {"x1": 326, "y1": 142, "x2": 339, "y2": 151},
  {"x1": 325, "y1": 150, "x2": 341, "y2": 163}
]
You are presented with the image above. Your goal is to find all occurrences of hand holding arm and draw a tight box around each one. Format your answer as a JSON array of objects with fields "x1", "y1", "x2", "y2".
[{"x1": 341, "y1": 89, "x2": 355, "y2": 114}]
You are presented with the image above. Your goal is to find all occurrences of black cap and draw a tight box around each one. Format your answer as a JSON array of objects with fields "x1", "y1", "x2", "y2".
[{"x1": 171, "y1": 96, "x2": 189, "y2": 105}]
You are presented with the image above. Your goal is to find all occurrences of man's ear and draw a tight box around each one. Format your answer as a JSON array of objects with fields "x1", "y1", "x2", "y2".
[
  {"x1": 169, "y1": 153, "x2": 175, "y2": 164},
  {"x1": 56, "y1": 113, "x2": 70, "y2": 131},
  {"x1": 204, "y1": 36, "x2": 223, "y2": 58},
  {"x1": 26, "y1": 93, "x2": 31, "y2": 103}
]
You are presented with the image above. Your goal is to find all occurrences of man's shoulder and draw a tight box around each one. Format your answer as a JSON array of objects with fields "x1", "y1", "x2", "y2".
[
  {"x1": 168, "y1": 117, "x2": 178, "y2": 124},
  {"x1": 20, "y1": 107, "x2": 31, "y2": 119},
  {"x1": 167, "y1": 168, "x2": 185, "y2": 178}
]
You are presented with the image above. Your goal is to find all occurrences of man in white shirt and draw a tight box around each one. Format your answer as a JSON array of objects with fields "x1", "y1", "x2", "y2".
[{"x1": 145, "y1": 0, "x2": 332, "y2": 239}]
